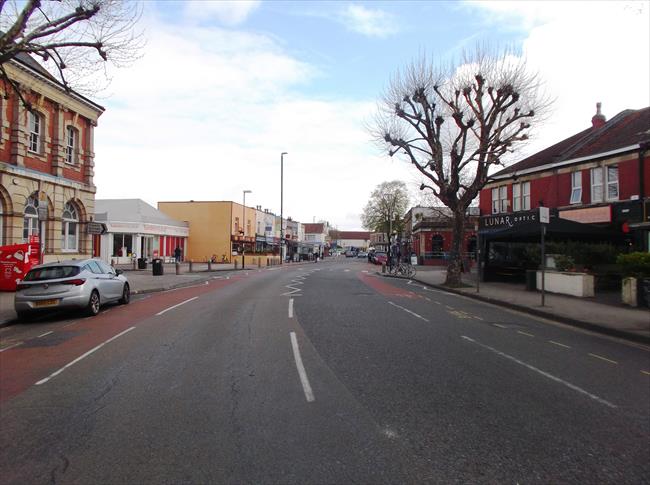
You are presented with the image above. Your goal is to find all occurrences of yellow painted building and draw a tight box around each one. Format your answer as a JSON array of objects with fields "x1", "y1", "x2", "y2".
[{"x1": 157, "y1": 201, "x2": 280, "y2": 266}]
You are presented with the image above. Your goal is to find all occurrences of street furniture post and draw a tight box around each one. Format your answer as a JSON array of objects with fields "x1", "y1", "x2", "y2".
[{"x1": 539, "y1": 207, "x2": 550, "y2": 307}]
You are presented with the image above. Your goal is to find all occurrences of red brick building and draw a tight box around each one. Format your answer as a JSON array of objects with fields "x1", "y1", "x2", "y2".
[
  {"x1": 479, "y1": 104, "x2": 650, "y2": 253},
  {"x1": 0, "y1": 52, "x2": 104, "y2": 261}
]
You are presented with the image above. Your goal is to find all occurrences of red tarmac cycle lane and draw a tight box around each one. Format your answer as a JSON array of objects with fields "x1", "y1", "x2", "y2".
[
  {"x1": 0, "y1": 273, "x2": 253, "y2": 403},
  {"x1": 357, "y1": 271, "x2": 419, "y2": 299}
]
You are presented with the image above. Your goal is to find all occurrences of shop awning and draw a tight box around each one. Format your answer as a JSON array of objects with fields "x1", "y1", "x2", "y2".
[{"x1": 479, "y1": 213, "x2": 619, "y2": 243}]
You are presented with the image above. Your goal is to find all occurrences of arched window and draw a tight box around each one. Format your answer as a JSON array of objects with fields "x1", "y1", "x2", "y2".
[
  {"x1": 0, "y1": 192, "x2": 4, "y2": 246},
  {"x1": 23, "y1": 194, "x2": 42, "y2": 244},
  {"x1": 28, "y1": 111, "x2": 41, "y2": 153},
  {"x1": 61, "y1": 202, "x2": 79, "y2": 251},
  {"x1": 66, "y1": 126, "x2": 78, "y2": 164}
]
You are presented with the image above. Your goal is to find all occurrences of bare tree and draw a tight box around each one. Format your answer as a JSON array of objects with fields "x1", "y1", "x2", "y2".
[
  {"x1": 0, "y1": 0, "x2": 143, "y2": 105},
  {"x1": 361, "y1": 180, "x2": 410, "y2": 246},
  {"x1": 373, "y1": 48, "x2": 550, "y2": 285}
]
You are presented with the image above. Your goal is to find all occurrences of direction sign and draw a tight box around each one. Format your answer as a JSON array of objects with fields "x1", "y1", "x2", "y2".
[{"x1": 86, "y1": 222, "x2": 107, "y2": 235}]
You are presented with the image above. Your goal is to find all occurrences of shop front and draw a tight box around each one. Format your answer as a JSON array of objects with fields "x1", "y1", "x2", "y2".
[
  {"x1": 95, "y1": 200, "x2": 189, "y2": 265},
  {"x1": 478, "y1": 208, "x2": 620, "y2": 282}
]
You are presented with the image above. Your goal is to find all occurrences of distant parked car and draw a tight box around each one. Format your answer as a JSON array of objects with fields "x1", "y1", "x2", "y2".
[
  {"x1": 357, "y1": 251, "x2": 368, "y2": 258},
  {"x1": 345, "y1": 250, "x2": 357, "y2": 258},
  {"x1": 373, "y1": 252, "x2": 388, "y2": 265},
  {"x1": 15, "y1": 259, "x2": 130, "y2": 319}
]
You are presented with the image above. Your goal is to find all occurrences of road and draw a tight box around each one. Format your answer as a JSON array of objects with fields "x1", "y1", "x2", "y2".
[{"x1": 1, "y1": 258, "x2": 649, "y2": 484}]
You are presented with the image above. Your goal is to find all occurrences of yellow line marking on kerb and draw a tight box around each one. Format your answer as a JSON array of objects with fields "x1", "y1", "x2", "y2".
[
  {"x1": 641, "y1": 370, "x2": 650, "y2": 376},
  {"x1": 588, "y1": 353, "x2": 618, "y2": 365}
]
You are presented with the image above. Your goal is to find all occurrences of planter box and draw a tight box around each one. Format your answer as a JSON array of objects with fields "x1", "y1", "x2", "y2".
[
  {"x1": 536, "y1": 270, "x2": 595, "y2": 297},
  {"x1": 622, "y1": 277, "x2": 638, "y2": 307}
]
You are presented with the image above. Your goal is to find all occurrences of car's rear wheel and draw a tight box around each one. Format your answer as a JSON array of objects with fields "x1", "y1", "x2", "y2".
[
  {"x1": 119, "y1": 283, "x2": 130, "y2": 304},
  {"x1": 87, "y1": 290, "x2": 100, "y2": 316}
]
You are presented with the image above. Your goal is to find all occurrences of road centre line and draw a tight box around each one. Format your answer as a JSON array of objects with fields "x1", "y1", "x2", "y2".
[
  {"x1": 588, "y1": 353, "x2": 618, "y2": 365},
  {"x1": 0, "y1": 342, "x2": 23, "y2": 352},
  {"x1": 461, "y1": 335, "x2": 617, "y2": 409},
  {"x1": 549, "y1": 340, "x2": 571, "y2": 349},
  {"x1": 290, "y1": 332, "x2": 315, "y2": 402},
  {"x1": 517, "y1": 330, "x2": 535, "y2": 337},
  {"x1": 388, "y1": 301, "x2": 429, "y2": 322},
  {"x1": 492, "y1": 323, "x2": 508, "y2": 328},
  {"x1": 35, "y1": 327, "x2": 136, "y2": 386},
  {"x1": 37, "y1": 331, "x2": 53, "y2": 338},
  {"x1": 641, "y1": 370, "x2": 650, "y2": 376},
  {"x1": 156, "y1": 297, "x2": 199, "y2": 316},
  {"x1": 288, "y1": 298, "x2": 294, "y2": 318}
]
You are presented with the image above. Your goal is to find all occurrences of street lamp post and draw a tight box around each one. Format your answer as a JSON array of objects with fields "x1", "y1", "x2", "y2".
[
  {"x1": 242, "y1": 189, "x2": 252, "y2": 269},
  {"x1": 280, "y1": 152, "x2": 287, "y2": 265}
]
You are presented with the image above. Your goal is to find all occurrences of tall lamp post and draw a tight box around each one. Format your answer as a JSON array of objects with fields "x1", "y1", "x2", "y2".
[
  {"x1": 242, "y1": 189, "x2": 252, "y2": 269},
  {"x1": 280, "y1": 152, "x2": 287, "y2": 265}
]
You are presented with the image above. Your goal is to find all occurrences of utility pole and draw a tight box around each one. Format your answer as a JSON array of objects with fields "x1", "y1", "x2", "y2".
[{"x1": 280, "y1": 152, "x2": 287, "y2": 265}]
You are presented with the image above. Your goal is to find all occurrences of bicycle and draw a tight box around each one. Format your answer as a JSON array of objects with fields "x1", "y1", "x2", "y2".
[{"x1": 389, "y1": 262, "x2": 416, "y2": 278}]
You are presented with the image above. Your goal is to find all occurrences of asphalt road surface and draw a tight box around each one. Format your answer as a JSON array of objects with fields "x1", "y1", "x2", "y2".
[{"x1": 1, "y1": 259, "x2": 649, "y2": 484}]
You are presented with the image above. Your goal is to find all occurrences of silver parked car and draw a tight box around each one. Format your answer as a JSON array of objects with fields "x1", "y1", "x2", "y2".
[{"x1": 15, "y1": 259, "x2": 130, "y2": 319}]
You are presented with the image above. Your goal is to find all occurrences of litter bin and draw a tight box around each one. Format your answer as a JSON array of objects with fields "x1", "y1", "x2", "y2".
[
  {"x1": 525, "y1": 269, "x2": 536, "y2": 291},
  {"x1": 152, "y1": 258, "x2": 164, "y2": 276},
  {"x1": 137, "y1": 258, "x2": 147, "y2": 270}
]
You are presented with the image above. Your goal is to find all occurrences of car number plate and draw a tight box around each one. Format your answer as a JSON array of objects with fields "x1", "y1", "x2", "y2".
[{"x1": 34, "y1": 299, "x2": 59, "y2": 307}]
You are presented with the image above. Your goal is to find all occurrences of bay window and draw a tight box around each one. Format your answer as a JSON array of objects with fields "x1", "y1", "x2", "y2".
[
  {"x1": 591, "y1": 167, "x2": 603, "y2": 202},
  {"x1": 605, "y1": 165, "x2": 619, "y2": 201},
  {"x1": 570, "y1": 171, "x2": 582, "y2": 204},
  {"x1": 499, "y1": 186, "x2": 508, "y2": 213}
]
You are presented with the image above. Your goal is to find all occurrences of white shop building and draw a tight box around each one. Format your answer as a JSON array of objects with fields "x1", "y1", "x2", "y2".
[{"x1": 94, "y1": 199, "x2": 189, "y2": 265}]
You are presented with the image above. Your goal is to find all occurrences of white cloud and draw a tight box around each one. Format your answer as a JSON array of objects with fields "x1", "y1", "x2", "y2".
[
  {"x1": 93, "y1": 11, "x2": 413, "y2": 230},
  {"x1": 340, "y1": 4, "x2": 399, "y2": 38},
  {"x1": 465, "y1": 1, "x2": 650, "y2": 157},
  {"x1": 184, "y1": 0, "x2": 260, "y2": 26}
]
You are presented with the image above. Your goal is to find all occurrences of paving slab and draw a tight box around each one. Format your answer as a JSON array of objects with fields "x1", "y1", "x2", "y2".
[{"x1": 394, "y1": 266, "x2": 650, "y2": 344}]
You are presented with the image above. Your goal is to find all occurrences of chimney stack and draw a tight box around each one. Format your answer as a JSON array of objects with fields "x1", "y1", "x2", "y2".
[{"x1": 591, "y1": 102, "x2": 606, "y2": 129}]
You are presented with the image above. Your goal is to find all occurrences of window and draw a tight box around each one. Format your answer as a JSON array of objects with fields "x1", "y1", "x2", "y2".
[
  {"x1": 491, "y1": 188, "x2": 499, "y2": 214},
  {"x1": 23, "y1": 195, "x2": 39, "y2": 242},
  {"x1": 570, "y1": 172, "x2": 582, "y2": 204},
  {"x1": 28, "y1": 111, "x2": 41, "y2": 153},
  {"x1": 0, "y1": 197, "x2": 4, "y2": 246},
  {"x1": 499, "y1": 186, "x2": 508, "y2": 213},
  {"x1": 591, "y1": 167, "x2": 603, "y2": 202},
  {"x1": 513, "y1": 184, "x2": 521, "y2": 211},
  {"x1": 66, "y1": 126, "x2": 77, "y2": 164},
  {"x1": 234, "y1": 217, "x2": 240, "y2": 235},
  {"x1": 61, "y1": 202, "x2": 79, "y2": 251},
  {"x1": 605, "y1": 165, "x2": 619, "y2": 201},
  {"x1": 112, "y1": 233, "x2": 133, "y2": 257},
  {"x1": 522, "y1": 182, "x2": 531, "y2": 210}
]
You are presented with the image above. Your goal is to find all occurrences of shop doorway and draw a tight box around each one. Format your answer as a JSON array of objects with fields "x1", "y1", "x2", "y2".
[{"x1": 141, "y1": 236, "x2": 154, "y2": 259}]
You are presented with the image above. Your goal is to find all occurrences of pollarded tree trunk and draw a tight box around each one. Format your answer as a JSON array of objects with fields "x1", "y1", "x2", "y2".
[{"x1": 445, "y1": 210, "x2": 466, "y2": 286}]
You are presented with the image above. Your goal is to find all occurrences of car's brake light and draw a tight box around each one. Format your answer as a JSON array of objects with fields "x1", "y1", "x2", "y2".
[{"x1": 61, "y1": 278, "x2": 86, "y2": 286}]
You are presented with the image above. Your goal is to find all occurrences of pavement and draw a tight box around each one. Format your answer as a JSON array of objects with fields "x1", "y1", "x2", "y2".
[
  {"x1": 1, "y1": 258, "x2": 648, "y2": 483},
  {"x1": 392, "y1": 265, "x2": 650, "y2": 344}
]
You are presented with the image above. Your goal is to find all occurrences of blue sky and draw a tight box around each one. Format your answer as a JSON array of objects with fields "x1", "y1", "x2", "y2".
[{"x1": 94, "y1": 1, "x2": 649, "y2": 229}]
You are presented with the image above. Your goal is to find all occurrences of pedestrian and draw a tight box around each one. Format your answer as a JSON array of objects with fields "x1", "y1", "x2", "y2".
[{"x1": 174, "y1": 246, "x2": 182, "y2": 263}]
